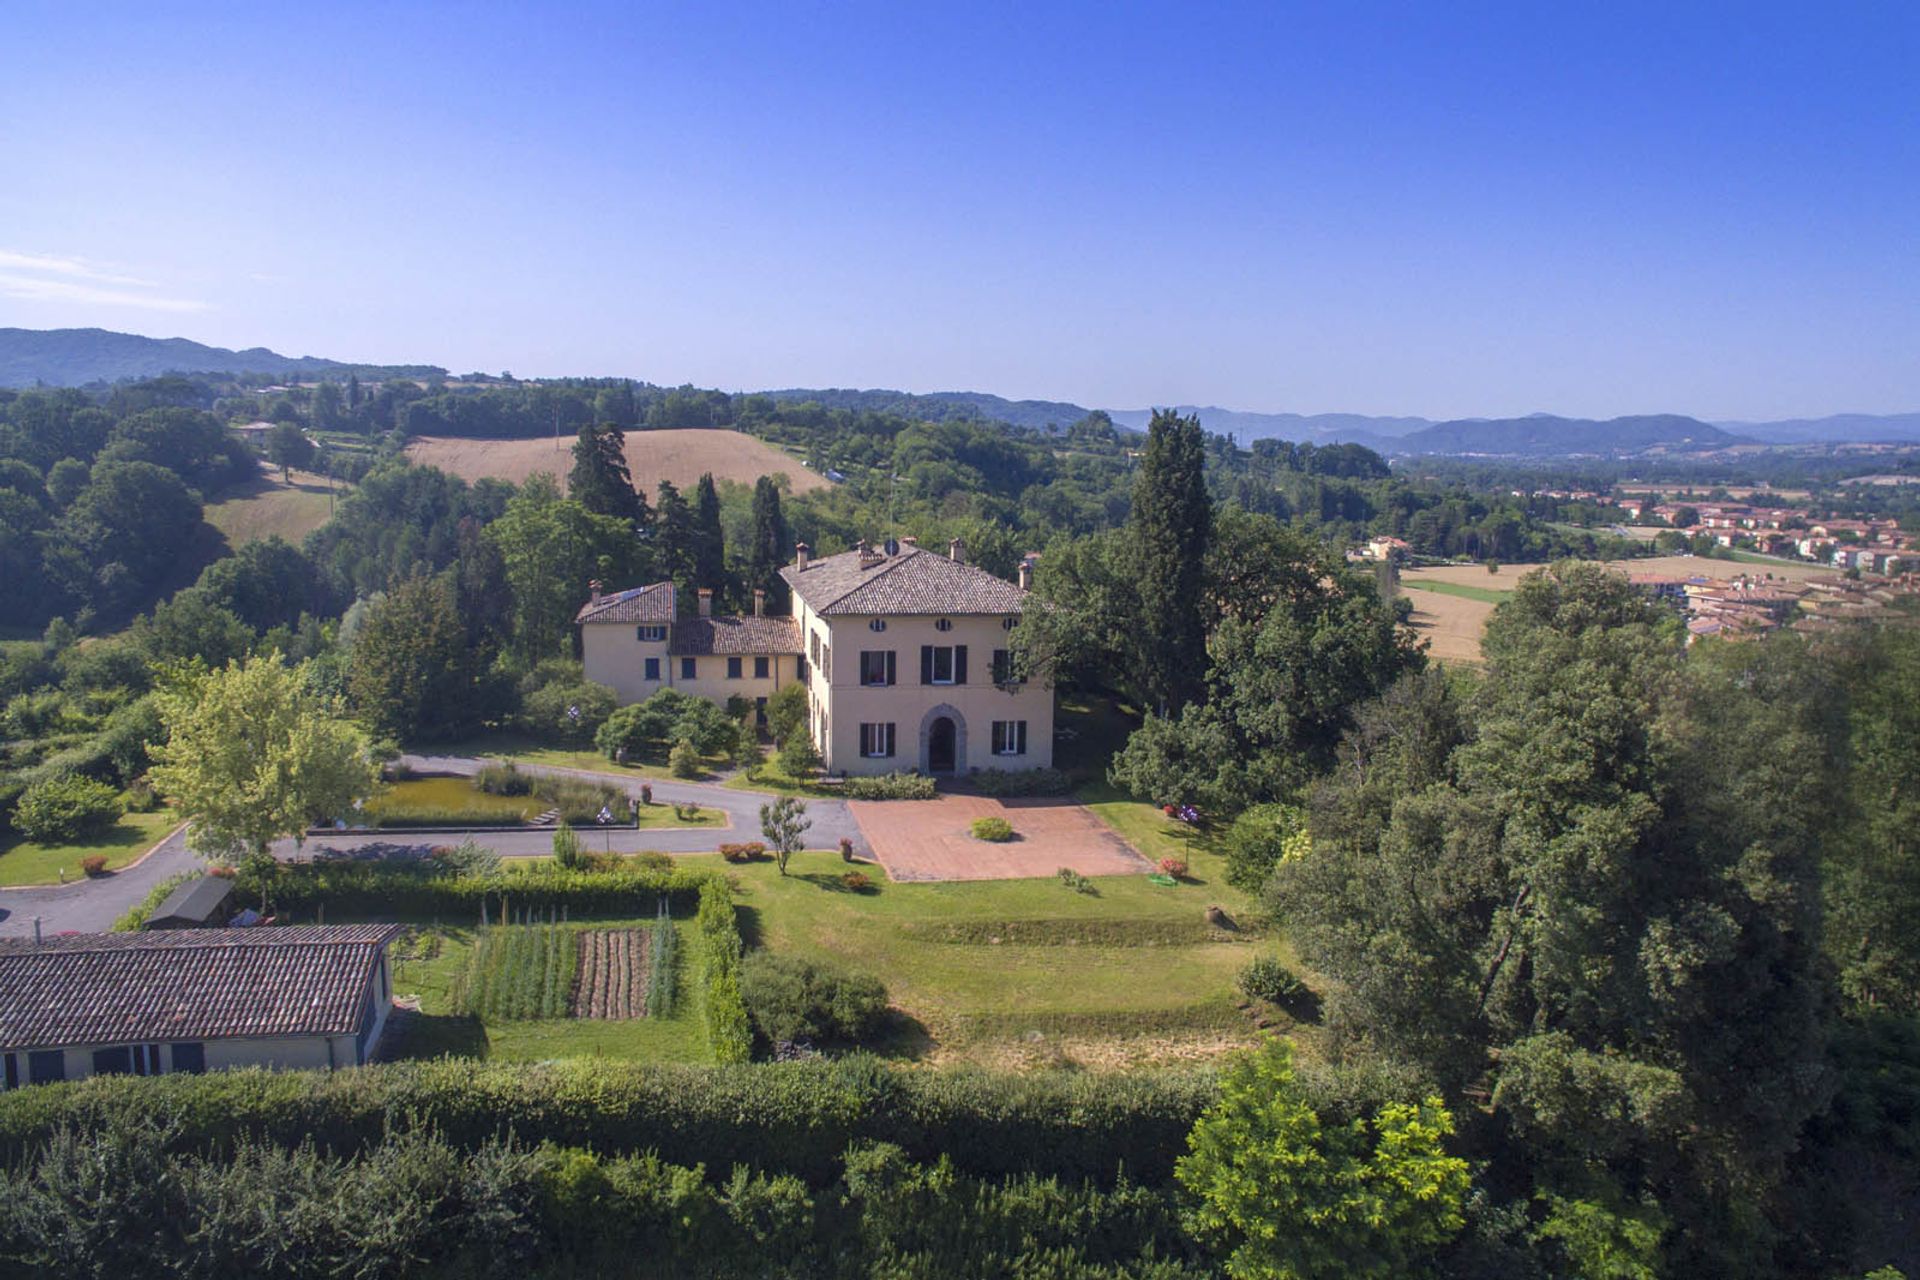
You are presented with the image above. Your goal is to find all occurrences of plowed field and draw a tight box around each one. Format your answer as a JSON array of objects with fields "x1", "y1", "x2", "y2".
[
  {"x1": 572, "y1": 928, "x2": 652, "y2": 1019},
  {"x1": 406, "y1": 429, "x2": 828, "y2": 494}
]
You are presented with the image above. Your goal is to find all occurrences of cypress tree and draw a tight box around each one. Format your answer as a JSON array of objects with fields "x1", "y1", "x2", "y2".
[
  {"x1": 692, "y1": 472, "x2": 728, "y2": 605},
  {"x1": 654, "y1": 479, "x2": 696, "y2": 606},
  {"x1": 1131, "y1": 408, "x2": 1211, "y2": 713},
  {"x1": 746, "y1": 475, "x2": 791, "y2": 613}
]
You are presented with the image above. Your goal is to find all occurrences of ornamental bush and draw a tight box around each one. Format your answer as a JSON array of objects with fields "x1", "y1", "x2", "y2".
[
  {"x1": 970, "y1": 817, "x2": 1014, "y2": 842},
  {"x1": 843, "y1": 771, "x2": 936, "y2": 800},
  {"x1": 12, "y1": 773, "x2": 121, "y2": 844},
  {"x1": 1236, "y1": 955, "x2": 1304, "y2": 1005},
  {"x1": 741, "y1": 952, "x2": 889, "y2": 1046},
  {"x1": 519, "y1": 678, "x2": 617, "y2": 746},
  {"x1": 668, "y1": 737, "x2": 703, "y2": 779}
]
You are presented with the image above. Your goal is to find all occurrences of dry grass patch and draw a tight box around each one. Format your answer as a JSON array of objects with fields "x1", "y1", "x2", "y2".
[{"x1": 405, "y1": 429, "x2": 830, "y2": 494}]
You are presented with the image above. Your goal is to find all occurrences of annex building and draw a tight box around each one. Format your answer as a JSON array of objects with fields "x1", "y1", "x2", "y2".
[
  {"x1": 0, "y1": 925, "x2": 401, "y2": 1088},
  {"x1": 579, "y1": 536, "x2": 1053, "y2": 777}
]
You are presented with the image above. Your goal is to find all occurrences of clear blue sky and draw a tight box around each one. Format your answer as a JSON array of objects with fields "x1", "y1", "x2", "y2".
[{"x1": 2, "y1": 1, "x2": 1915, "y2": 420}]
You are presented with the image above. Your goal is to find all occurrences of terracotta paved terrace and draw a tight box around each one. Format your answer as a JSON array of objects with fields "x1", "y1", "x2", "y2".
[{"x1": 850, "y1": 792, "x2": 1153, "y2": 883}]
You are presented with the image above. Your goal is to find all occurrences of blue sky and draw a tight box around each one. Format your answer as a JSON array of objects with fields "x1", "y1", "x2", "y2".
[{"x1": 2, "y1": 1, "x2": 1915, "y2": 420}]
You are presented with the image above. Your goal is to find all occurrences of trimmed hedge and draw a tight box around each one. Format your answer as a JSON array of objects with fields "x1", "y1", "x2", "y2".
[
  {"x1": 969, "y1": 767, "x2": 1071, "y2": 797},
  {"x1": 0, "y1": 1124, "x2": 1207, "y2": 1279},
  {"x1": 247, "y1": 861, "x2": 720, "y2": 920},
  {"x1": 842, "y1": 771, "x2": 938, "y2": 800},
  {"x1": 698, "y1": 879, "x2": 752, "y2": 1063},
  {"x1": 0, "y1": 1057, "x2": 1217, "y2": 1186}
]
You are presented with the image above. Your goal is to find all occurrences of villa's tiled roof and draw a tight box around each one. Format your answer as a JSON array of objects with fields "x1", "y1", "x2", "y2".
[
  {"x1": 576, "y1": 582, "x2": 676, "y2": 624},
  {"x1": 669, "y1": 615, "x2": 802, "y2": 655},
  {"x1": 0, "y1": 926, "x2": 402, "y2": 1049},
  {"x1": 781, "y1": 546, "x2": 1028, "y2": 617}
]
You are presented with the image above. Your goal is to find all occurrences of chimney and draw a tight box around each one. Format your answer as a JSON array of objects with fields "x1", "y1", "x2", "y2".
[
  {"x1": 753, "y1": 588, "x2": 765, "y2": 617},
  {"x1": 697, "y1": 588, "x2": 713, "y2": 618},
  {"x1": 795, "y1": 542, "x2": 810, "y2": 571},
  {"x1": 900, "y1": 535, "x2": 919, "y2": 550},
  {"x1": 1018, "y1": 555, "x2": 1036, "y2": 591},
  {"x1": 589, "y1": 579, "x2": 604, "y2": 604},
  {"x1": 948, "y1": 537, "x2": 965, "y2": 565}
]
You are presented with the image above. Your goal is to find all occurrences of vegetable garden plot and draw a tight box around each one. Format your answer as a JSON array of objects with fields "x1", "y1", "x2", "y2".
[
  {"x1": 452, "y1": 922, "x2": 576, "y2": 1020},
  {"x1": 572, "y1": 928, "x2": 655, "y2": 1019}
]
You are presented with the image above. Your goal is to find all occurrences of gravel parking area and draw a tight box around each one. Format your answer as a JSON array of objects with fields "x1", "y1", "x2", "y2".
[{"x1": 850, "y1": 793, "x2": 1152, "y2": 882}]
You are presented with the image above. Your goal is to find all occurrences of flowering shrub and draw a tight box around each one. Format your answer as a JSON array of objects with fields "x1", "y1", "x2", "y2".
[
  {"x1": 720, "y1": 841, "x2": 767, "y2": 863},
  {"x1": 1157, "y1": 857, "x2": 1189, "y2": 879},
  {"x1": 79, "y1": 855, "x2": 108, "y2": 876},
  {"x1": 841, "y1": 870, "x2": 874, "y2": 892}
]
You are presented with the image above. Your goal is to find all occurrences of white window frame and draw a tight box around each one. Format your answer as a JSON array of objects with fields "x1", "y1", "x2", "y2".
[
  {"x1": 930, "y1": 646, "x2": 956, "y2": 685},
  {"x1": 860, "y1": 722, "x2": 896, "y2": 758},
  {"x1": 992, "y1": 720, "x2": 1027, "y2": 756},
  {"x1": 636, "y1": 624, "x2": 667, "y2": 642}
]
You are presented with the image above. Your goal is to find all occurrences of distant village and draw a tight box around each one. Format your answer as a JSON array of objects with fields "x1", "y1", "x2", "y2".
[{"x1": 1364, "y1": 488, "x2": 1920, "y2": 645}]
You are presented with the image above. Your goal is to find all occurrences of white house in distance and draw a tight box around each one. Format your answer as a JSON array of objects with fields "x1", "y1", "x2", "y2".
[
  {"x1": 579, "y1": 536, "x2": 1054, "y2": 777},
  {"x1": 0, "y1": 925, "x2": 401, "y2": 1089},
  {"x1": 780, "y1": 536, "x2": 1053, "y2": 777}
]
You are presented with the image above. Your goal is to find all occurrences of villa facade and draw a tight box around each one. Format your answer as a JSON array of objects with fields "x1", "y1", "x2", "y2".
[{"x1": 578, "y1": 536, "x2": 1053, "y2": 776}]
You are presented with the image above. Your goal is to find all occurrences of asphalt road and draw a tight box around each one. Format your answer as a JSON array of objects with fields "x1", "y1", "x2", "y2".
[{"x1": 0, "y1": 756, "x2": 863, "y2": 938}]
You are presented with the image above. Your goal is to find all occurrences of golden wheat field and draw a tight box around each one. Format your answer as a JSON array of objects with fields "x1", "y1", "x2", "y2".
[{"x1": 404, "y1": 429, "x2": 830, "y2": 495}]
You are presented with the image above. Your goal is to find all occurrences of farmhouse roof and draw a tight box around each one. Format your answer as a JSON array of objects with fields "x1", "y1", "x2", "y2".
[
  {"x1": 669, "y1": 615, "x2": 802, "y2": 655},
  {"x1": 0, "y1": 925, "x2": 402, "y2": 1050},
  {"x1": 781, "y1": 545, "x2": 1028, "y2": 617},
  {"x1": 576, "y1": 582, "x2": 676, "y2": 624}
]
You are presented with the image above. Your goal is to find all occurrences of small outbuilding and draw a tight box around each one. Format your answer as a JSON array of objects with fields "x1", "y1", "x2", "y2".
[
  {"x1": 0, "y1": 925, "x2": 402, "y2": 1089},
  {"x1": 141, "y1": 875, "x2": 237, "y2": 930}
]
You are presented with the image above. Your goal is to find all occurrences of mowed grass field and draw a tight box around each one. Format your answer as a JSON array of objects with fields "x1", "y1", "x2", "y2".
[
  {"x1": 202, "y1": 465, "x2": 338, "y2": 548},
  {"x1": 732, "y1": 847, "x2": 1269, "y2": 1070},
  {"x1": 406, "y1": 429, "x2": 831, "y2": 495}
]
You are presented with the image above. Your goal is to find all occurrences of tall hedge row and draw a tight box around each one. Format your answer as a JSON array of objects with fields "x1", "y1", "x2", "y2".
[
  {"x1": 698, "y1": 878, "x2": 753, "y2": 1063},
  {"x1": 0, "y1": 1058, "x2": 1216, "y2": 1186},
  {"x1": 0, "y1": 1123, "x2": 1209, "y2": 1279},
  {"x1": 249, "y1": 861, "x2": 719, "y2": 919}
]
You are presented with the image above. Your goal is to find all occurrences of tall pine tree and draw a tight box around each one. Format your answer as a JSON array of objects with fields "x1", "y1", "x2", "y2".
[
  {"x1": 653, "y1": 478, "x2": 696, "y2": 607},
  {"x1": 691, "y1": 472, "x2": 728, "y2": 605},
  {"x1": 1131, "y1": 408, "x2": 1211, "y2": 712},
  {"x1": 746, "y1": 475, "x2": 791, "y2": 613},
  {"x1": 569, "y1": 424, "x2": 646, "y2": 526}
]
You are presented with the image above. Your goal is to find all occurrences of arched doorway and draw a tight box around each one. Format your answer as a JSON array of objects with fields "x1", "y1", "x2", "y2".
[
  {"x1": 928, "y1": 716, "x2": 957, "y2": 774},
  {"x1": 918, "y1": 704, "x2": 967, "y2": 775}
]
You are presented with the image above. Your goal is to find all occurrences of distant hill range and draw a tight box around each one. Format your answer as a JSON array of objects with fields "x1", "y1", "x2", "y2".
[
  {"x1": 0, "y1": 327, "x2": 444, "y2": 388},
  {"x1": 4, "y1": 328, "x2": 1916, "y2": 454}
]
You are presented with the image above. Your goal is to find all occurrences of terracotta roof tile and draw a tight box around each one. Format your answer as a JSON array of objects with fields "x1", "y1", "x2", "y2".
[
  {"x1": 0, "y1": 925, "x2": 401, "y2": 1049},
  {"x1": 780, "y1": 546, "x2": 1027, "y2": 617},
  {"x1": 576, "y1": 582, "x2": 676, "y2": 624},
  {"x1": 669, "y1": 615, "x2": 803, "y2": 655}
]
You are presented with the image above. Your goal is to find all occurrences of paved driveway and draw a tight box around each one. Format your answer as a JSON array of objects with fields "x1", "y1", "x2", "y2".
[
  {"x1": 850, "y1": 793, "x2": 1152, "y2": 883},
  {"x1": 0, "y1": 756, "x2": 864, "y2": 937}
]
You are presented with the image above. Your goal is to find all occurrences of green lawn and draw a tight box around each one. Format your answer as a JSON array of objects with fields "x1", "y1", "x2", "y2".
[
  {"x1": 1402, "y1": 580, "x2": 1513, "y2": 605},
  {"x1": 424, "y1": 734, "x2": 731, "y2": 784},
  {"x1": 0, "y1": 809, "x2": 182, "y2": 887},
  {"x1": 730, "y1": 848, "x2": 1271, "y2": 1065},
  {"x1": 386, "y1": 918, "x2": 709, "y2": 1064}
]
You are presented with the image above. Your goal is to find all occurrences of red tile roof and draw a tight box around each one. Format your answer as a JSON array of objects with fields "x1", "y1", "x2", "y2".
[
  {"x1": 576, "y1": 582, "x2": 676, "y2": 624},
  {"x1": 0, "y1": 925, "x2": 401, "y2": 1049},
  {"x1": 669, "y1": 615, "x2": 802, "y2": 655},
  {"x1": 781, "y1": 545, "x2": 1028, "y2": 617}
]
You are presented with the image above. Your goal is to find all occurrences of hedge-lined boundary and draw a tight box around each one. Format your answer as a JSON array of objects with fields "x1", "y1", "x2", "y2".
[
  {"x1": 247, "y1": 861, "x2": 721, "y2": 919},
  {"x1": 0, "y1": 1125, "x2": 1206, "y2": 1279},
  {"x1": 698, "y1": 879, "x2": 752, "y2": 1063},
  {"x1": 0, "y1": 1058, "x2": 1217, "y2": 1185}
]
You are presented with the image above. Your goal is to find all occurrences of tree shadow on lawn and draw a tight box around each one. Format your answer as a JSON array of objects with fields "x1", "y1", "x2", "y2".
[{"x1": 386, "y1": 1011, "x2": 489, "y2": 1060}]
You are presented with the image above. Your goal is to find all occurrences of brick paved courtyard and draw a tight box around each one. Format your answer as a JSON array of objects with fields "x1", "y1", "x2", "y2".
[{"x1": 849, "y1": 792, "x2": 1153, "y2": 882}]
